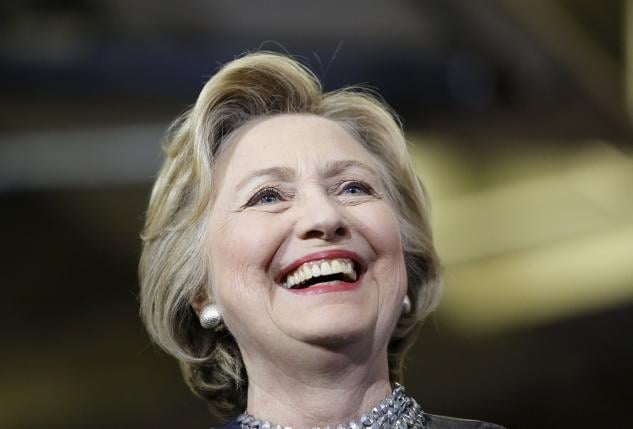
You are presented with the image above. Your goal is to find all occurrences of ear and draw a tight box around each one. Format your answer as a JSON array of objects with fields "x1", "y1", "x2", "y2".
[{"x1": 190, "y1": 289, "x2": 209, "y2": 317}]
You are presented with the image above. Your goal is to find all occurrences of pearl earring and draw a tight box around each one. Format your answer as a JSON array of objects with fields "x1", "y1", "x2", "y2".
[
  {"x1": 401, "y1": 295, "x2": 411, "y2": 315},
  {"x1": 199, "y1": 304, "x2": 222, "y2": 329}
]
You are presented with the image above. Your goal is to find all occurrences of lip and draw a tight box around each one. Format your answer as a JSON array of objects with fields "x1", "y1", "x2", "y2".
[
  {"x1": 275, "y1": 249, "x2": 367, "y2": 284},
  {"x1": 286, "y1": 278, "x2": 362, "y2": 296}
]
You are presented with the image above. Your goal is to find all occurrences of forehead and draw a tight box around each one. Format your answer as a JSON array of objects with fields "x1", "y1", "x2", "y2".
[{"x1": 216, "y1": 114, "x2": 379, "y2": 177}]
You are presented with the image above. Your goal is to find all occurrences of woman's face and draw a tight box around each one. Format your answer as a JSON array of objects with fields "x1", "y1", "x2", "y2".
[{"x1": 206, "y1": 114, "x2": 407, "y2": 360}]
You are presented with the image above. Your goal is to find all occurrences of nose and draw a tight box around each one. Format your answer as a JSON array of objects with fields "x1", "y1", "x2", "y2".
[{"x1": 294, "y1": 190, "x2": 349, "y2": 241}]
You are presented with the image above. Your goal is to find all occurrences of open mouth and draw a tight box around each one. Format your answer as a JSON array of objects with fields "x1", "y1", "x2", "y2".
[{"x1": 281, "y1": 258, "x2": 361, "y2": 290}]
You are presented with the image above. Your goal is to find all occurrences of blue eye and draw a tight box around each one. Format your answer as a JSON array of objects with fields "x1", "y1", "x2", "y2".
[
  {"x1": 342, "y1": 181, "x2": 371, "y2": 195},
  {"x1": 246, "y1": 187, "x2": 283, "y2": 207},
  {"x1": 258, "y1": 193, "x2": 279, "y2": 204}
]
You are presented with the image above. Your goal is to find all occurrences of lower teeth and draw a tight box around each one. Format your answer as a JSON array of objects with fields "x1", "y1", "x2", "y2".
[{"x1": 291, "y1": 277, "x2": 355, "y2": 289}]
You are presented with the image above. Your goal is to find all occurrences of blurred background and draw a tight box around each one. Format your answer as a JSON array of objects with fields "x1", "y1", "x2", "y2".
[{"x1": 1, "y1": 1, "x2": 632, "y2": 428}]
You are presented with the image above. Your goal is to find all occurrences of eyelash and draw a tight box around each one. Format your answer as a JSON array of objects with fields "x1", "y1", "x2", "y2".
[
  {"x1": 333, "y1": 179, "x2": 376, "y2": 196},
  {"x1": 244, "y1": 179, "x2": 378, "y2": 208},
  {"x1": 245, "y1": 186, "x2": 288, "y2": 207}
]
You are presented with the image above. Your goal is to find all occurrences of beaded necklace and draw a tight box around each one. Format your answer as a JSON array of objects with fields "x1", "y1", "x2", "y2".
[{"x1": 237, "y1": 384, "x2": 427, "y2": 429}]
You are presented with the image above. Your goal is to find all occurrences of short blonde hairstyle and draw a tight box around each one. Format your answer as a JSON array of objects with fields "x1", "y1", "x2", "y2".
[{"x1": 139, "y1": 52, "x2": 441, "y2": 420}]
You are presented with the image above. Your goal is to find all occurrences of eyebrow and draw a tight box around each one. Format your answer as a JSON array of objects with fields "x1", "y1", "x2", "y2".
[
  {"x1": 235, "y1": 166, "x2": 296, "y2": 191},
  {"x1": 235, "y1": 160, "x2": 380, "y2": 192},
  {"x1": 320, "y1": 159, "x2": 380, "y2": 179}
]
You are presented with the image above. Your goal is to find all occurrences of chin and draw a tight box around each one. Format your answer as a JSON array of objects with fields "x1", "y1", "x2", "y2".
[{"x1": 284, "y1": 303, "x2": 378, "y2": 349}]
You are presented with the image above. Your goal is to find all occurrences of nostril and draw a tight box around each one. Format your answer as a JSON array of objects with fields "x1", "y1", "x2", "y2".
[
  {"x1": 334, "y1": 226, "x2": 347, "y2": 237},
  {"x1": 301, "y1": 225, "x2": 349, "y2": 241},
  {"x1": 303, "y1": 229, "x2": 325, "y2": 240}
]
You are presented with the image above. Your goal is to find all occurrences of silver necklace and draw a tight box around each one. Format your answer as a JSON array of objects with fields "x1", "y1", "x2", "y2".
[{"x1": 237, "y1": 384, "x2": 427, "y2": 429}]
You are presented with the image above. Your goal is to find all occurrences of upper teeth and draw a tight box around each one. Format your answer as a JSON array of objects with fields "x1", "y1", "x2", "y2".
[{"x1": 283, "y1": 258, "x2": 357, "y2": 288}]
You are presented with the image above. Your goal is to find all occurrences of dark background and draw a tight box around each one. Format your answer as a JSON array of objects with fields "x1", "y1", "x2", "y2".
[{"x1": 2, "y1": 1, "x2": 632, "y2": 428}]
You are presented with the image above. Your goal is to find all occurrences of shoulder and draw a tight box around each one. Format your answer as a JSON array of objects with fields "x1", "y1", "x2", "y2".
[{"x1": 426, "y1": 413, "x2": 506, "y2": 429}]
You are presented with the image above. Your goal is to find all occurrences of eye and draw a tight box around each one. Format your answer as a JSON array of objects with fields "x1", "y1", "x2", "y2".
[
  {"x1": 341, "y1": 180, "x2": 373, "y2": 196},
  {"x1": 246, "y1": 187, "x2": 284, "y2": 207},
  {"x1": 257, "y1": 193, "x2": 279, "y2": 204}
]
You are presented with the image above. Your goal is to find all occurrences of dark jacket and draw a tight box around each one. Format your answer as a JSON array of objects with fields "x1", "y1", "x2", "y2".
[
  {"x1": 216, "y1": 414, "x2": 506, "y2": 429},
  {"x1": 425, "y1": 414, "x2": 506, "y2": 428}
]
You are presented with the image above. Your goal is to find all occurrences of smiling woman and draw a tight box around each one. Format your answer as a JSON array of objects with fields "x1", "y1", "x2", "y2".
[
  {"x1": 138, "y1": 52, "x2": 505, "y2": 429},
  {"x1": 205, "y1": 114, "x2": 407, "y2": 362}
]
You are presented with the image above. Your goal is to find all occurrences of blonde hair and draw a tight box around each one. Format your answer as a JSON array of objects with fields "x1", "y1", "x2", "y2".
[{"x1": 139, "y1": 52, "x2": 441, "y2": 420}]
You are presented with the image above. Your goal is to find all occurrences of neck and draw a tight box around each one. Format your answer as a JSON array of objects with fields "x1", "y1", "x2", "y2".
[{"x1": 242, "y1": 342, "x2": 392, "y2": 427}]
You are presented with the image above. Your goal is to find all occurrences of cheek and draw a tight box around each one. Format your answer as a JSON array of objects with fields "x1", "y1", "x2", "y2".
[
  {"x1": 206, "y1": 215, "x2": 284, "y2": 307},
  {"x1": 353, "y1": 202, "x2": 408, "y2": 296},
  {"x1": 358, "y1": 202, "x2": 404, "y2": 259},
  {"x1": 205, "y1": 221, "x2": 268, "y2": 341}
]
